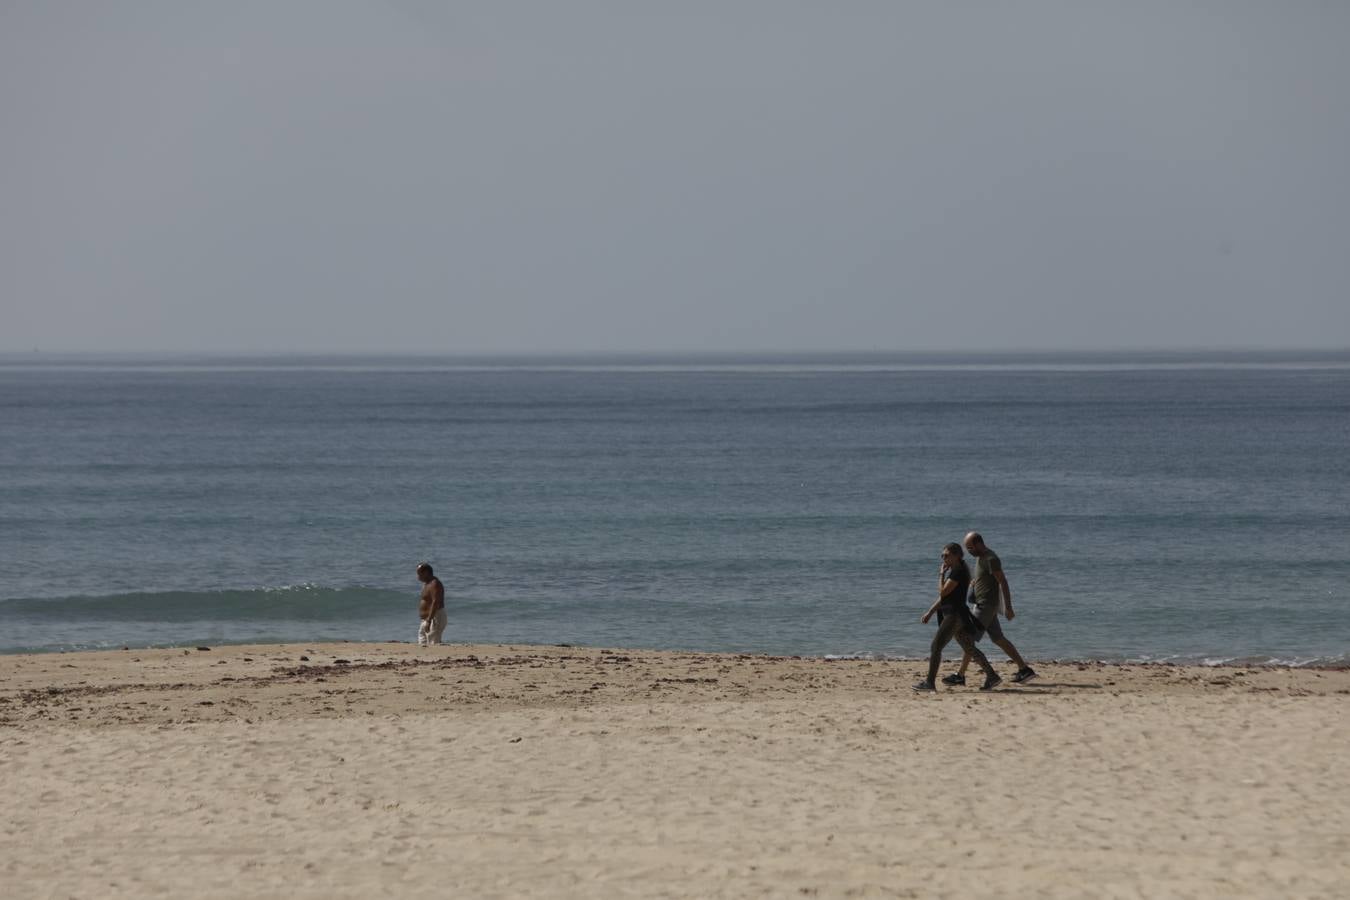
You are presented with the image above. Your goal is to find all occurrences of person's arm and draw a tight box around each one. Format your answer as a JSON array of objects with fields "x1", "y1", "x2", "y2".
[
  {"x1": 921, "y1": 595, "x2": 944, "y2": 624},
  {"x1": 433, "y1": 579, "x2": 445, "y2": 614},
  {"x1": 996, "y1": 570, "x2": 1013, "y2": 619},
  {"x1": 922, "y1": 572, "x2": 960, "y2": 623}
]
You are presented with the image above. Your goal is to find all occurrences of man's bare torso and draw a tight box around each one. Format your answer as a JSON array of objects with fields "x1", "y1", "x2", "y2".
[{"x1": 419, "y1": 578, "x2": 444, "y2": 619}]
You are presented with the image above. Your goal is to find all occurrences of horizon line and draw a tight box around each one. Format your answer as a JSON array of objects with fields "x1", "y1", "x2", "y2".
[{"x1": 4, "y1": 346, "x2": 1350, "y2": 359}]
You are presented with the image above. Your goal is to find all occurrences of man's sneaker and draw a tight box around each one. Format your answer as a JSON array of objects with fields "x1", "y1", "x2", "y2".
[
  {"x1": 912, "y1": 680, "x2": 936, "y2": 692},
  {"x1": 1011, "y1": 667, "x2": 1038, "y2": 684},
  {"x1": 979, "y1": 673, "x2": 1003, "y2": 691},
  {"x1": 941, "y1": 673, "x2": 966, "y2": 686}
]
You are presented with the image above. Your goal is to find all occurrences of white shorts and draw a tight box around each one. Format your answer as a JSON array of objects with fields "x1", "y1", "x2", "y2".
[{"x1": 418, "y1": 608, "x2": 447, "y2": 646}]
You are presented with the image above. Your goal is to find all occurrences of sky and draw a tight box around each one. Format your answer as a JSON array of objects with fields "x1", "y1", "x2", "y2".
[{"x1": 2, "y1": 2, "x2": 1347, "y2": 354}]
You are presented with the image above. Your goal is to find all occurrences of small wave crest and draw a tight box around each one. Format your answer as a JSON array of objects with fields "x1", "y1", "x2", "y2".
[{"x1": 1113, "y1": 652, "x2": 1350, "y2": 669}]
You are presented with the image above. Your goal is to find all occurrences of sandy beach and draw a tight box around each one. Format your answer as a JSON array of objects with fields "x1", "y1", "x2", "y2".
[{"x1": 2, "y1": 643, "x2": 1348, "y2": 899}]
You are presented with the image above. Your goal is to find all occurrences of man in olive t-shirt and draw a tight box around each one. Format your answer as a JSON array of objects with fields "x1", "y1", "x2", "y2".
[{"x1": 948, "y1": 531, "x2": 1037, "y2": 685}]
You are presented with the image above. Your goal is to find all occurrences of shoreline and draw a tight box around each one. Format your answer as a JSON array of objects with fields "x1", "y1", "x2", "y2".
[
  {"x1": 5, "y1": 641, "x2": 1349, "y2": 898},
  {"x1": 3, "y1": 638, "x2": 1347, "y2": 670}
]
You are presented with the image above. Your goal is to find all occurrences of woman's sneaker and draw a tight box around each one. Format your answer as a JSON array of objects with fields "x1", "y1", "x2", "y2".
[
  {"x1": 912, "y1": 680, "x2": 936, "y2": 692},
  {"x1": 940, "y1": 673, "x2": 966, "y2": 686},
  {"x1": 979, "y1": 673, "x2": 1003, "y2": 691},
  {"x1": 1011, "y1": 667, "x2": 1038, "y2": 684}
]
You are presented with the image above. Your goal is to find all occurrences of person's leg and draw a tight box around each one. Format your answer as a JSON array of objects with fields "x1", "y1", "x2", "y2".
[
  {"x1": 429, "y1": 608, "x2": 447, "y2": 645},
  {"x1": 993, "y1": 634, "x2": 1028, "y2": 669},
  {"x1": 979, "y1": 614, "x2": 1033, "y2": 672},
  {"x1": 956, "y1": 603, "x2": 998, "y2": 677},
  {"x1": 955, "y1": 629, "x2": 997, "y2": 681},
  {"x1": 979, "y1": 609, "x2": 1036, "y2": 679},
  {"x1": 924, "y1": 615, "x2": 961, "y2": 685}
]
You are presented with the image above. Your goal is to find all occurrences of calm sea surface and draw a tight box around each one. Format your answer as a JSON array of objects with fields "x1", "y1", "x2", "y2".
[{"x1": 2, "y1": 353, "x2": 1348, "y2": 664}]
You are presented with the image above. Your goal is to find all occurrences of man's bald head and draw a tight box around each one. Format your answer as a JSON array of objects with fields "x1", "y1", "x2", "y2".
[{"x1": 963, "y1": 532, "x2": 985, "y2": 554}]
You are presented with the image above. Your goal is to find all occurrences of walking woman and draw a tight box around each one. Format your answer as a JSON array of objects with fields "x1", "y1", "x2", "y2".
[{"x1": 914, "y1": 543, "x2": 1001, "y2": 691}]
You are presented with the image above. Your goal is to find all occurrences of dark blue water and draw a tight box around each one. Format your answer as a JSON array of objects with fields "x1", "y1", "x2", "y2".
[{"x1": 2, "y1": 353, "x2": 1348, "y2": 664}]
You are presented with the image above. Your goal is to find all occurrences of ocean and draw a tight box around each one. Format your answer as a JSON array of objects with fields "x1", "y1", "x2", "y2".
[{"x1": 2, "y1": 352, "x2": 1347, "y2": 665}]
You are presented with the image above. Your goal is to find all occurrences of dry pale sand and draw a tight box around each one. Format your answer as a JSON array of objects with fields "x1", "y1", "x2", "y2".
[{"x1": 2, "y1": 643, "x2": 1348, "y2": 899}]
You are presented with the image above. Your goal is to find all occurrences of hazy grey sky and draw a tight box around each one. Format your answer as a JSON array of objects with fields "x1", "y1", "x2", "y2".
[{"x1": 2, "y1": 2, "x2": 1347, "y2": 353}]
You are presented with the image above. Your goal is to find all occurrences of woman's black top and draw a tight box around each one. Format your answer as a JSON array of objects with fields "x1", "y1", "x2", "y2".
[{"x1": 938, "y1": 561, "x2": 971, "y2": 615}]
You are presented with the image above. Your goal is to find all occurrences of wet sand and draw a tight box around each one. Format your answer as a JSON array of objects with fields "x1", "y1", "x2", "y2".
[{"x1": 3, "y1": 643, "x2": 1348, "y2": 898}]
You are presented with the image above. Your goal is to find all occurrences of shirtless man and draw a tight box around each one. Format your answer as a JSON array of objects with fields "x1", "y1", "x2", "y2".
[
  {"x1": 416, "y1": 562, "x2": 446, "y2": 647},
  {"x1": 946, "y1": 532, "x2": 1037, "y2": 684}
]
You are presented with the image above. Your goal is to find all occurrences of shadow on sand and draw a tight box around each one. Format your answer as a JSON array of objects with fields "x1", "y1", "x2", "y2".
[{"x1": 991, "y1": 682, "x2": 1104, "y2": 692}]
